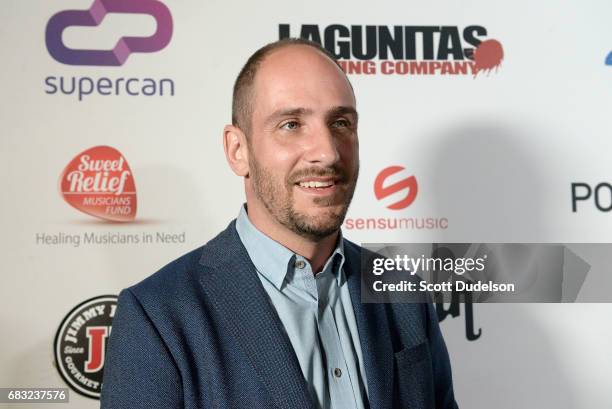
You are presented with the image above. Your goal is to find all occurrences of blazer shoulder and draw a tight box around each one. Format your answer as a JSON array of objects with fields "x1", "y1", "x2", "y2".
[
  {"x1": 342, "y1": 237, "x2": 366, "y2": 260},
  {"x1": 343, "y1": 236, "x2": 428, "y2": 328},
  {"x1": 128, "y1": 219, "x2": 239, "y2": 303},
  {"x1": 343, "y1": 237, "x2": 387, "y2": 267},
  {"x1": 129, "y1": 244, "x2": 205, "y2": 301}
]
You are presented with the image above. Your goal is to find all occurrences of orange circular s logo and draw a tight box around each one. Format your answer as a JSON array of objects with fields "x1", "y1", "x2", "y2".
[{"x1": 374, "y1": 166, "x2": 418, "y2": 210}]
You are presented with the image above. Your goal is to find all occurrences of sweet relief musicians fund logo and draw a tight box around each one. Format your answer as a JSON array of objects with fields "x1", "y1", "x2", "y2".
[
  {"x1": 59, "y1": 146, "x2": 137, "y2": 222},
  {"x1": 280, "y1": 24, "x2": 504, "y2": 77},
  {"x1": 44, "y1": 0, "x2": 174, "y2": 100},
  {"x1": 54, "y1": 295, "x2": 118, "y2": 399},
  {"x1": 344, "y1": 166, "x2": 448, "y2": 230}
]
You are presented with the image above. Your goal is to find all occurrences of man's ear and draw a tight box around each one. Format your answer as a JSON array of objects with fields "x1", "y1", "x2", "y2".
[{"x1": 223, "y1": 125, "x2": 250, "y2": 177}]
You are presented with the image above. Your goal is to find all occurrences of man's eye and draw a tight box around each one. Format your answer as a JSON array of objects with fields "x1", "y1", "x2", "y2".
[
  {"x1": 280, "y1": 121, "x2": 300, "y2": 130},
  {"x1": 331, "y1": 119, "x2": 350, "y2": 128}
]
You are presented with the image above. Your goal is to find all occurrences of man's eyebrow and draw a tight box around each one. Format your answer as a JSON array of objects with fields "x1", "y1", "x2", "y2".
[
  {"x1": 327, "y1": 106, "x2": 358, "y2": 121},
  {"x1": 264, "y1": 106, "x2": 358, "y2": 125},
  {"x1": 265, "y1": 108, "x2": 313, "y2": 124}
]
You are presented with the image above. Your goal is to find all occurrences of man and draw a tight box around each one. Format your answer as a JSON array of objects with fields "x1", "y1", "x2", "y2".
[{"x1": 101, "y1": 38, "x2": 458, "y2": 409}]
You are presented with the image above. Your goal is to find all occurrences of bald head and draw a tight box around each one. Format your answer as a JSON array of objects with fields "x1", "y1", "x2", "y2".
[{"x1": 231, "y1": 38, "x2": 354, "y2": 136}]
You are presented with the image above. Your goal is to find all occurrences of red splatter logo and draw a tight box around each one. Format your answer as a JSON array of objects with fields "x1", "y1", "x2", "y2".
[
  {"x1": 59, "y1": 146, "x2": 137, "y2": 222},
  {"x1": 473, "y1": 39, "x2": 504, "y2": 77},
  {"x1": 374, "y1": 166, "x2": 418, "y2": 210}
]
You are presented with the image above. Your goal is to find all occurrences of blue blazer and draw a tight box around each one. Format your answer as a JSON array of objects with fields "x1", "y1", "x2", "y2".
[{"x1": 101, "y1": 221, "x2": 458, "y2": 409}]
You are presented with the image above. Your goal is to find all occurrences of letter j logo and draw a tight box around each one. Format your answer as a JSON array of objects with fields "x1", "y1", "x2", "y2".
[{"x1": 45, "y1": 0, "x2": 173, "y2": 66}]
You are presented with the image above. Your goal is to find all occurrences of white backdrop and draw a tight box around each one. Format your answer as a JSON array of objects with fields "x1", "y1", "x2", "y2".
[{"x1": 2, "y1": 0, "x2": 612, "y2": 407}]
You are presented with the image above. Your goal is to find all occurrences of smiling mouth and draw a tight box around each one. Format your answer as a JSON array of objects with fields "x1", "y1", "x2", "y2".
[{"x1": 297, "y1": 180, "x2": 336, "y2": 189}]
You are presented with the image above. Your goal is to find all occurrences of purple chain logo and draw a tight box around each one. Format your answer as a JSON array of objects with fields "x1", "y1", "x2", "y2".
[{"x1": 46, "y1": 0, "x2": 173, "y2": 66}]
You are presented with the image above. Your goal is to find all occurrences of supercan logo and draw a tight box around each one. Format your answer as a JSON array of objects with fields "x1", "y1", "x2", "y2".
[
  {"x1": 45, "y1": 0, "x2": 173, "y2": 66},
  {"x1": 374, "y1": 166, "x2": 418, "y2": 210},
  {"x1": 59, "y1": 146, "x2": 137, "y2": 222},
  {"x1": 54, "y1": 295, "x2": 118, "y2": 399},
  {"x1": 280, "y1": 24, "x2": 504, "y2": 77}
]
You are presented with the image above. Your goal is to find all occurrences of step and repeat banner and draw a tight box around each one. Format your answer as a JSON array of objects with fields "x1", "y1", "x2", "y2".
[{"x1": 2, "y1": 0, "x2": 612, "y2": 407}]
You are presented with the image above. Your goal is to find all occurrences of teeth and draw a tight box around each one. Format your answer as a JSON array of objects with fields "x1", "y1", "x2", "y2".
[{"x1": 299, "y1": 180, "x2": 334, "y2": 188}]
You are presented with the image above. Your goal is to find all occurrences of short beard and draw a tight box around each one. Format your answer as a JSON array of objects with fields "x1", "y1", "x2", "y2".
[{"x1": 248, "y1": 148, "x2": 358, "y2": 240}]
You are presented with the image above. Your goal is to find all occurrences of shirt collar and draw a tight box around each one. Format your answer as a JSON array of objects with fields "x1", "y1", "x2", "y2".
[{"x1": 235, "y1": 204, "x2": 346, "y2": 289}]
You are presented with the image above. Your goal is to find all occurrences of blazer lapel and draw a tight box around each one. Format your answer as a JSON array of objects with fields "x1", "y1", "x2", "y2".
[
  {"x1": 197, "y1": 222, "x2": 315, "y2": 409},
  {"x1": 345, "y1": 242, "x2": 394, "y2": 409}
]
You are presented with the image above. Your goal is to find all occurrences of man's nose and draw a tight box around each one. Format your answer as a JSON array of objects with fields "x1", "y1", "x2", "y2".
[{"x1": 303, "y1": 124, "x2": 340, "y2": 166}]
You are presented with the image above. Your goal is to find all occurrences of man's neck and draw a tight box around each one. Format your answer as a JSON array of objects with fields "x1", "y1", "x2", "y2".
[{"x1": 245, "y1": 203, "x2": 338, "y2": 274}]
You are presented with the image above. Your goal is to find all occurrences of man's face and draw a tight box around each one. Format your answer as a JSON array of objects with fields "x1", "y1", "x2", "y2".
[{"x1": 246, "y1": 45, "x2": 359, "y2": 240}]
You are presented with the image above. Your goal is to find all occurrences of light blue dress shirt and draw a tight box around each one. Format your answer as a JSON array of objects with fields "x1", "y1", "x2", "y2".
[{"x1": 235, "y1": 205, "x2": 369, "y2": 409}]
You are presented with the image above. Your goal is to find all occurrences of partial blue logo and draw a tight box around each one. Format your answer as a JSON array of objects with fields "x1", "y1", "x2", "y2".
[{"x1": 606, "y1": 51, "x2": 612, "y2": 66}]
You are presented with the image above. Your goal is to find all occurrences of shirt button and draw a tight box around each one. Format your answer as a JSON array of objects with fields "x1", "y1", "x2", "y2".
[
  {"x1": 333, "y1": 368, "x2": 342, "y2": 378},
  {"x1": 295, "y1": 260, "x2": 306, "y2": 269}
]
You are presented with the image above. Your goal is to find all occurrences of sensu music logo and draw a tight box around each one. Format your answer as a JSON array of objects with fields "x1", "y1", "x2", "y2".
[
  {"x1": 59, "y1": 146, "x2": 137, "y2": 222},
  {"x1": 344, "y1": 166, "x2": 448, "y2": 230},
  {"x1": 374, "y1": 165, "x2": 418, "y2": 210},
  {"x1": 54, "y1": 295, "x2": 117, "y2": 399},
  {"x1": 280, "y1": 24, "x2": 504, "y2": 77},
  {"x1": 44, "y1": 0, "x2": 175, "y2": 100}
]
